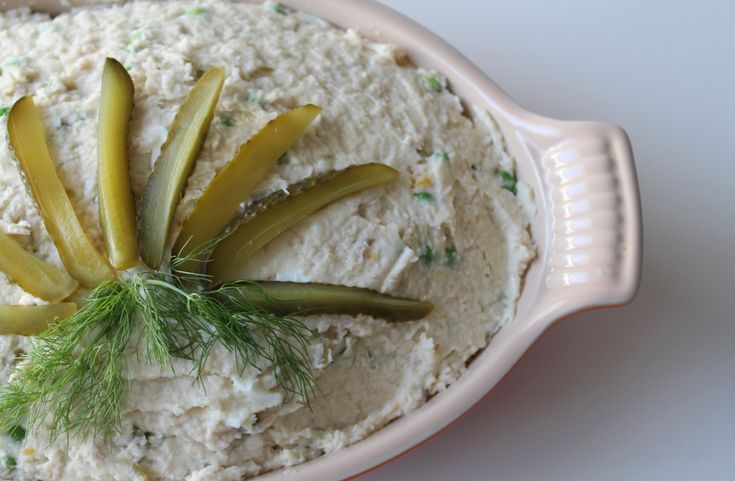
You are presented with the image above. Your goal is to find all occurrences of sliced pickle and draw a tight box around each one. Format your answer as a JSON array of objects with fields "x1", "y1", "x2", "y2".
[
  {"x1": 207, "y1": 163, "x2": 399, "y2": 283},
  {"x1": 0, "y1": 230, "x2": 78, "y2": 302},
  {"x1": 98, "y1": 58, "x2": 138, "y2": 269},
  {"x1": 173, "y1": 104, "x2": 322, "y2": 273},
  {"x1": 7, "y1": 96, "x2": 115, "y2": 288},
  {"x1": 0, "y1": 303, "x2": 77, "y2": 336},
  {"x1": 215, "y1": 281, "x2": 433, "y2": 321},
  {"x1": 137, "y1": 67, "x2": 225, "y2": 269}
]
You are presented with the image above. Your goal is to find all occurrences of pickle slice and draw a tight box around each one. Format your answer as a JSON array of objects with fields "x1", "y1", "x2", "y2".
[
  {"x1": 173, "y1": 104, "x2": 322, "y2": 273},
  {"x1": 216, "y1": 281, "x2": 433, "y2": 321},
  {"x1": 0, "y1": 303, "x2": 77, "y2": 336},
  {"x1": 7, "y1": 96, "x2": 115, "y2": 288},
  {"x1": 137, "y1": 67, "x2": 225, "y2": 269},
  {"x1": 0, "y1": 230, "x2": 78, "y2": 302},
  {"x1": 98, "y1": 58, "x2": 138, "y2": 270},
  {"x1": 207, "y1": 163, "x2": 399, "y2": 282}
]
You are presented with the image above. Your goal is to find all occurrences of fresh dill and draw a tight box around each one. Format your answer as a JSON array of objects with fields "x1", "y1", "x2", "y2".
[{"x1": 0, "y1": 261, "x2": 316, "y2": 443}]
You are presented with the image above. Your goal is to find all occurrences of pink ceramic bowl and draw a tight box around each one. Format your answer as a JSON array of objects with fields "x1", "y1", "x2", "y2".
[{"x1": 1, "y1": 0, "x2": 642, "y2": 479}]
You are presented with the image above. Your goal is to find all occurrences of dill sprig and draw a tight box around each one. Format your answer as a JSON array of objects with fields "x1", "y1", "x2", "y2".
[{"x1": 0, "y1": 262, "x2": 317, "y2": 443}]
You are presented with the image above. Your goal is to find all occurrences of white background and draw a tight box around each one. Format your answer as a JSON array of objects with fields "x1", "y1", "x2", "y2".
[{"x1": 365, "y1": 1, "x2": 735, "y2": 480}]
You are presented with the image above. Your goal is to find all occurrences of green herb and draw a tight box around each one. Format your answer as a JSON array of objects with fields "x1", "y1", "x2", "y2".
[
  {"x1": 495, "y1": 169, "x2": 517, "y2": 194},
  {"x1": 419, "y1": 73, "x2": 443, "y2": 93},
  {"x1": 0, "y1": 107, "x2": 9, "y2": 117},
  {"x1": 271, "y1": 4, "x2": 288, "y2": 15},
  {"x1": 4, "y1": 456, "x2": 16, "y2": 472},
  {"x1": 419, "y1": 244, "x2": 434, "y2": 265},
  {"x1": 277, "y1": 152, "x2": 290, "y2": 165},
  {"x1": 431, "y1": 150, "x2": 450, "y2": 163},
  {"x1": 414, "y1": 191, "x2": 433, "y2": 201},
  {"x1": 7, "y1": 424, "x2": 25, "y2": 443},
  {"x1": 187, "y1": 6, "x2": 208, "y2": 15},
  {"x1": 445, "y1": 247, "x2": 458, "y2": 266},
  {"x1": 219, "y1": 115, "x2": 234, "y2": 127},
  {"x1": 128, "y1": 31, "x2": 144, "y2": 52},
  {"x1": 0, "y1": 254, "x2": 316, "y2": 443},
  {"x1": 3, "y1": 59, "x2": 22, "y2": 70},
  {"x1": 245, "y1": 90, "x2": 266, "y2": 107}
]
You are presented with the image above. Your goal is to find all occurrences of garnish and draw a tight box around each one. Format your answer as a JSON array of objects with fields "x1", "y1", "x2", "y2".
[
  {"x1": 0, "y1": 229, "x2": 78, "y2": 302},
  {"x1": 208, "y1": 163, "x2": 399, "y2": 283},
  {"x1": 0, "y1": 106, "x2": 9, "y2": 117},
  {"x1": 137, "y1": 67, "x2": 225, "y2": 269},
  {"x1": 495, "y1": 169, "x2": 518, "y2": 194},
  {"x1": 216, "y1": 281, "x2": 433, "y2": 321},
  {"x1": 98, "y1": 58, "x2": 139, "y2": 269},
  {"x1": 219, "y1": 115, "x2": 235, "y2": 127},
  {"x1": 4, "y1": 456, "x2": 16, "y2": 472},
  {"x1": 0, "y1": 253, "x2": 431, "y2": 441},
  {"x1": 174, "y1": 105, "x2": 321, "y2": 274},
  {"x1": 0, "y1": 263, "x2": 319, "y2": 442},
  {"x1": 0, "y1": 304, "x2": 77, "y2": 336},
  {"x1": 0, "y1": 59, "x2": 431, "y2": 444},
  {"x1": 7, "y1": 96, "x2": 115, "y2": 287},
  {"x1": 414, "y1": 191, "x2": 433, "y2": 201}
]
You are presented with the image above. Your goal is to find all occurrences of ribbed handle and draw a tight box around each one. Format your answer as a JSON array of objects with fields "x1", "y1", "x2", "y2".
[{"x1": 542, "y1": 122, "x2": 641, "y2": 310}]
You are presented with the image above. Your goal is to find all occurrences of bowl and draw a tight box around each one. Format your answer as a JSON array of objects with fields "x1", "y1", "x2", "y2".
[{"x1": 0, "y1": 0, "x2": 642, "y2": 479}]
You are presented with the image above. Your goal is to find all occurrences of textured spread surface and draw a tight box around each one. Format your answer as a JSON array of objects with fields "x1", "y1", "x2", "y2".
[{"x1": 0, "y1": 1, "x2": 533, "y2": 479}]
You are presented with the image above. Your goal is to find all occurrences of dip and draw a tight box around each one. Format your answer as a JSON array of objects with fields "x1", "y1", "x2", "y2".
[{"x1": 0, "y1": 1, "x2": 534, "y2": 479}]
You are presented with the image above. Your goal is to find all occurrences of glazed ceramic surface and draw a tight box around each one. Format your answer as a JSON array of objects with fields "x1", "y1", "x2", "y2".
[{"x1": 0, "y1": 1, "x2": 642, "y2": 479}]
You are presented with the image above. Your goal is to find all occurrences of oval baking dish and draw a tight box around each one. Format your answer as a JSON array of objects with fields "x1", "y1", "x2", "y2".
[{"x1": 0, "y1": 0, "x2": 642, "y2": 479}]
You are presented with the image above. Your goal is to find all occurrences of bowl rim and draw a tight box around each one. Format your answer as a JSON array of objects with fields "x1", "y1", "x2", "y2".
[{"x1": 0, "y1": 1, "x2": 643, "y2": 480}]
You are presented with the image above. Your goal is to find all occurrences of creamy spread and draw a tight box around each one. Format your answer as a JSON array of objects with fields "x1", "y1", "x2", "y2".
[{"x1": 0, "y1": 1, "x2": 534, "y2": 479}]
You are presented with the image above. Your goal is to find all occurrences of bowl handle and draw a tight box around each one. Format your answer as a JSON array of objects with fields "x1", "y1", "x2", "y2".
[{"x1": 540, "y1": 121, "x2": 642, "y2": 312}]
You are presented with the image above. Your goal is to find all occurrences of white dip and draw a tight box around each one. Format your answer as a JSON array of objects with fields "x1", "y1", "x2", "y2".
[{"x1": 0, "y1": 1, "x2": 534, "y2": 479}]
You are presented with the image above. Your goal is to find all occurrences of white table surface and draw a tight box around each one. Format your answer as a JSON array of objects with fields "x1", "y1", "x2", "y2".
[{"x1": 365, "y1": 1, "x2": 735, "y2": 480}]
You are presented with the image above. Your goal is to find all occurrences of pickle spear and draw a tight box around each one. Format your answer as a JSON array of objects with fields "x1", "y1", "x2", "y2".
[
  {"x1": 216, "y1": 281, "x2": 433, "y2": 321},
  {"x1": 7, "y1": 96, "x2": 115, "y2": 288},
  {"x1": 137, "y1": 67, "x2": 225, "y2": 269},
  {"x1": 0, "y1": 303, "x2": 77, "y2": 336},
  {"x1": 173, "y1": 104, "x2": 322, "y2": 273},
  {"x1": 98, "y1": 58, "x2": 138, "y2": 269},
  {"x1": 0, "y1": 230, "x2": 78, "y2": 302},
  {"x1": 207, "y1": 163, "x2": 399, "y2": 282}
]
